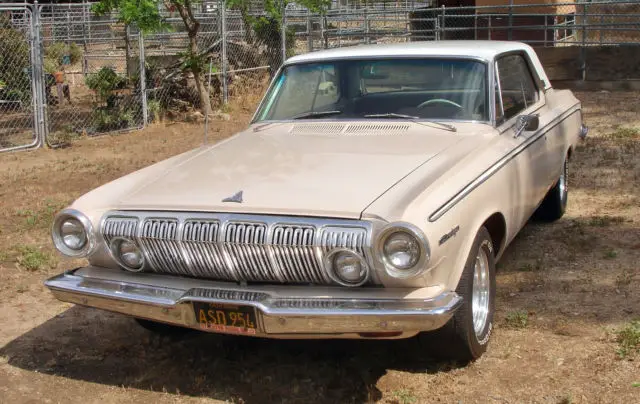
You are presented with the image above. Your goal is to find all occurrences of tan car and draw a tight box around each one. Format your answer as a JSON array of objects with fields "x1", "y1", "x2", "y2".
[{"x1": 45, "y1": 41, "x2": 587, "y2": 361}]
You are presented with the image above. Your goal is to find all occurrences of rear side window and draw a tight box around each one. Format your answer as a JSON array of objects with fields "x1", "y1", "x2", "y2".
[{"x1": 496, "y1": 55, "x2": 539, "y2": 122}]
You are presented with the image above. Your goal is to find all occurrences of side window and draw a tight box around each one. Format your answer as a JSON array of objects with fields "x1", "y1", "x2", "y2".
[{"x1": 496, "y1": 55, "x2": 539, "y2": 121}]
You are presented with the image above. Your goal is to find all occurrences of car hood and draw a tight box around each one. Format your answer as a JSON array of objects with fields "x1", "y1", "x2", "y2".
[{"x1": 92, "y1": 123, "x2": 481, "y2": 219}]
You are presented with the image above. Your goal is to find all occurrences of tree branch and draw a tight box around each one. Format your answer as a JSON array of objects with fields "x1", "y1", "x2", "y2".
[
  {"x1": 183, "y1": 0, "x2": 200, "y2": 36},
  {"x1": 172, "y1": 1, "x2": 194, "y2": 33}
]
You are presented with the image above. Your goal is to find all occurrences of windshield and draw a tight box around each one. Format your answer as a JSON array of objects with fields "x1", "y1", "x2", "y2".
[{"x1": 254, "y1": 58, "x2": 488, "y2": 122}]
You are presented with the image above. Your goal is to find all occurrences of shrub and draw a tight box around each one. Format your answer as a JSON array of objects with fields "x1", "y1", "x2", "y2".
[
  {"x1": 0, "y1": 16, "x2": 31, "y2": 103},
  {"x1": 505, "y1": 310, "x2": 529, "y2": 328},
  {"x1": 616, "y1": 320, "x2": 640, "y2": 359},
  {"x1": 44, "y1": 41, "x2": 83, "y2": 73},
  {"x1": 85, "y1": 67, "x2": 128, "y2": 104},
  {"x1": 17, "y1": 246, "x2": 55, "y2": 271}
]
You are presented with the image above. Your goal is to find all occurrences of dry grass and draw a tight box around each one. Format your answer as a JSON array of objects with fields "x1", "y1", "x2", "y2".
[{"x1": 0, "y1": 90, "x2": 639, "y2": 403}]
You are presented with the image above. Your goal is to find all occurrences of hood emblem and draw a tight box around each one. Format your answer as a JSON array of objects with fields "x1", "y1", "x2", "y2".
[{"x1": 222, "y1": 191, "x2": 243, "y2": 203}]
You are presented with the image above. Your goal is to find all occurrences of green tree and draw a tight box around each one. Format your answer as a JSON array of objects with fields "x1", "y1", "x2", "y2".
[
  {"x1": 92, "y1": 0, "x2": 211, "y2": 114},
  {"x1": 226, "y1": 0, "x2": 331, "y2": 74},
  {"x1": 0, "y1": 15, "x2": 31, "y2": 103}
]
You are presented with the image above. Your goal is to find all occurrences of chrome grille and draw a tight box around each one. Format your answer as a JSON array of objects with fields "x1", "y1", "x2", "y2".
[
  {"x1": 224, "y1": 222, "x2": 272, "y2": 281},
  {"x1": 102, "y1": 217, "x2": 138, "y2": 244},
  {"x1": 100, "y1": 212, "x2": 373, "y2": 286},
  {"x1": 272, "y1": 224, "x2": 325, "y2": 284},
  {"x1": 182, "y1": 220, "x2": 228, "y2": 279},
  {"x1": 139, "y1": 219, "x2": 188, "y2": 275},
  {"x1": 319, "y1": 226, "x2": 368, "y2": 255}
]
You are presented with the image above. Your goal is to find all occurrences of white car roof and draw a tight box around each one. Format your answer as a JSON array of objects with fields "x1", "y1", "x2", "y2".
[{"x1": 285, "y1": 40, "x2": 551, "y2": 89}]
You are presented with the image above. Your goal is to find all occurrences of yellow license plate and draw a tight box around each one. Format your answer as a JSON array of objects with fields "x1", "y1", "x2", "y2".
[{"x1": 193, "y1": 302, "x2": 258, "y2": 335}]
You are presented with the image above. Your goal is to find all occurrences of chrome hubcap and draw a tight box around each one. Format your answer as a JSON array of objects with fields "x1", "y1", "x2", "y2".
[
  {"x1": 559, "y1": 160, "x2": 568, "y2": 204},
  {"x1": 472, "y1": 246, "x2": 491, "y2": 338}
]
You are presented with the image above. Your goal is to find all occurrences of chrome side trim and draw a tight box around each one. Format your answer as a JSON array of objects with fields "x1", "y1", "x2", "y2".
[
  {"x1": 44, "y1": 268, "x2": 462, "y2": 336},
  {"x1": 429, "y1": 105, "x2": 581, "y2": 222}
]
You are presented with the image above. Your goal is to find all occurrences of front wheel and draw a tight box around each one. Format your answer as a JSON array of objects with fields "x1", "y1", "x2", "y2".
[
  {"x1": 418, "y1": 226, "x2": 496, "y2": 362},
  {"x1": 534, "y1": 158, "x2": 568, "y2": 222}
]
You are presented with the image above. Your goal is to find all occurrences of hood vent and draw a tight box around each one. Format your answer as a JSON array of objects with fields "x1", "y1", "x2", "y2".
[
  {"x1": 343, "y1": 123, "x2": 411, "y2": 135},
  {"x1": 289, "y1": 123, "x2": 347, "y2": 135},
  {"x1": 290, "y1": 122, "x2": 410, "y2": 136}
]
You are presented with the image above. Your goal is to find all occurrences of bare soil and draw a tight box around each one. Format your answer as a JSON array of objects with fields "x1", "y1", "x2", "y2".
[{"x1": 0, "y1": 91, "x2": 638, "y2": 404}]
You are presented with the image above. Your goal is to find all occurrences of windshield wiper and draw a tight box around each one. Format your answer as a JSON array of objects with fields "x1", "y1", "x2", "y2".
[
  {"x1": 364, "y1": 113, "x2": 419, "y2": 119},
  {"x1": 292, "y1": 110, "x2": 342, "y2": 120},
  {"x1": 364, "y1": 113, "x2": 457, "y2": 132}
]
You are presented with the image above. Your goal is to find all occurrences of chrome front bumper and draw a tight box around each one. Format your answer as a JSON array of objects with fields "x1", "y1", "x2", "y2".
[{"x1": 44, "y1": 267, "x2": 462, "y2": 339}]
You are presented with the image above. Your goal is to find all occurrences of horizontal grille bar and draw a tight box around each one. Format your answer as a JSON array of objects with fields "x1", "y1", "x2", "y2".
[{"x1": 100, "y1": 212, "x2": 373, "y2": 286}]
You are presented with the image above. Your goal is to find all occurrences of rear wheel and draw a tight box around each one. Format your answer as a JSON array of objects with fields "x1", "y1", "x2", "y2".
[
  {"x1": 418, "y1": 226, "x2": 496, "y2": 362},
  {"x1": 534, "y1": 158, "x2": 568, "y2": 222}
]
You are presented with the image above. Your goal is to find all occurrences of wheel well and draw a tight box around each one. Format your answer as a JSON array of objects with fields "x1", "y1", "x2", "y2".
[{"x1": 482, "y1": 213, "x2": 506, "y2": 256}]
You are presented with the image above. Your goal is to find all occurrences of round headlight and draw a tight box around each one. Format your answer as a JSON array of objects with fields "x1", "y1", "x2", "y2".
[
  {"x1": 60, "y1": 218, "x2": 87, "y2": 250},
  {"x1": 52, "y1": 209, "x2": 94, "y2": 257},
  {"x1": 326, "y1": 249, "x2": 369, "y2": 287},
  {"x1": 383, "y1": 231, "x2": 420, "y2": 270},
  {"x1": 110, "y1": 238, "x2": 144, "y2": 272},
  {"x1": 378, "y1": 223, "x2": 430, "y2": 279}
]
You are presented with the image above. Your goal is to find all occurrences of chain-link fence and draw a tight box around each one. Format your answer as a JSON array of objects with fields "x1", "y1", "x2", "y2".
[
  {"x1": 39, "y1": 4, "x2": 145, "y2": 142},
  {"x1": 1, "y1": 1, "x2": 640, "y2": 153},
  {"x1": 0, "y1": 5, "x2": 40, "y2": 152}
]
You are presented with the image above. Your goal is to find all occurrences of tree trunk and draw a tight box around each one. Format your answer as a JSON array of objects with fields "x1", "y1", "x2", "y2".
[
  {"x1": 189, "y1": 34, "x2": 210, "y2": 116},
  {"x1": 124, "y1": 23, "x2": 131, "y2": 78},
  {"x1": 173, "y1": 0, "x2": 210, "y2": 115},
  {"x1": 240, "y1": 7, "x2": 254, "y2": 44}
]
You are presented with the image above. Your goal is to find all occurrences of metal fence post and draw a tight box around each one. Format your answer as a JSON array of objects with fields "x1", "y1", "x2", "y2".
[
  {"x1": 440, "y1": 5, "x2": 445, "y2": 40},
  {"x1": 33, "y1": 1, "x2": 47, "y2": 147},
  {"x1": 204, "y1": 56, "x2": 213, "y2": 145},
  {"x1": 364, "y1": 8, "x2": 370, "y2": 45},
  {"x1": 322, "y1": 15, "x2": 328, "y2": 49},
  {"x1": 81, "y1": 0, "x2": 88, "y2": 76},
  {"x1": 281, "y1": 5, "x2": 287, "y2": 66},
  {"x1": 508, "y1": 0, "x2": 513, "y2": 41},
  {"x1": 221, "y1": 2, "x2": 228, "y2": 104},
  {"x1": 307, "y1": 9, "x2": 313, "y2": 52},
  {"x1": 139, "y1": 31, "x2": 147, "y2": 127},
  {"x1": 474, "y1": 12, "x2": 478, "y2": 40},
  {"x1": 581, "y1": 3, "x2": 588, "y2": 81}
]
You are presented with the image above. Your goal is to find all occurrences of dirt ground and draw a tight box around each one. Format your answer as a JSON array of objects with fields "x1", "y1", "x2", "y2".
[{"x1": 0, "y1": 91, "x2": 638, "y2": 404}]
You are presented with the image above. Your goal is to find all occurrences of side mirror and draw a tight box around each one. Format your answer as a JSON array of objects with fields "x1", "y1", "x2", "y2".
[{"x1": 514, "y1": 114, "x2": 539, "y2": 138}]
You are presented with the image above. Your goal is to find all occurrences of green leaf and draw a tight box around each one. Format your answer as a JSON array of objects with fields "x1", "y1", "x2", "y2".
[{"x1": 92, "y1": 0, "x2": 167, "y2": 33}]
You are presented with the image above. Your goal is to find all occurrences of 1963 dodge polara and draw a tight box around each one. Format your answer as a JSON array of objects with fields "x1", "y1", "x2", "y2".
[{"x1": 45, "y1": 41, "x2": 587, "y2": 361}]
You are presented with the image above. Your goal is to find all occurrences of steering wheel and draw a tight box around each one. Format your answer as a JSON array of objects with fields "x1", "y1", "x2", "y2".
[{"x1": 416, "y1": 98, "x2": 463, "y2": 110}]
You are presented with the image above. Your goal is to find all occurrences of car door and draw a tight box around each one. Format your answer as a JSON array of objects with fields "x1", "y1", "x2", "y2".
[{"x1": 495, "y1": 53, "x2": 554, "y2": 225}]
